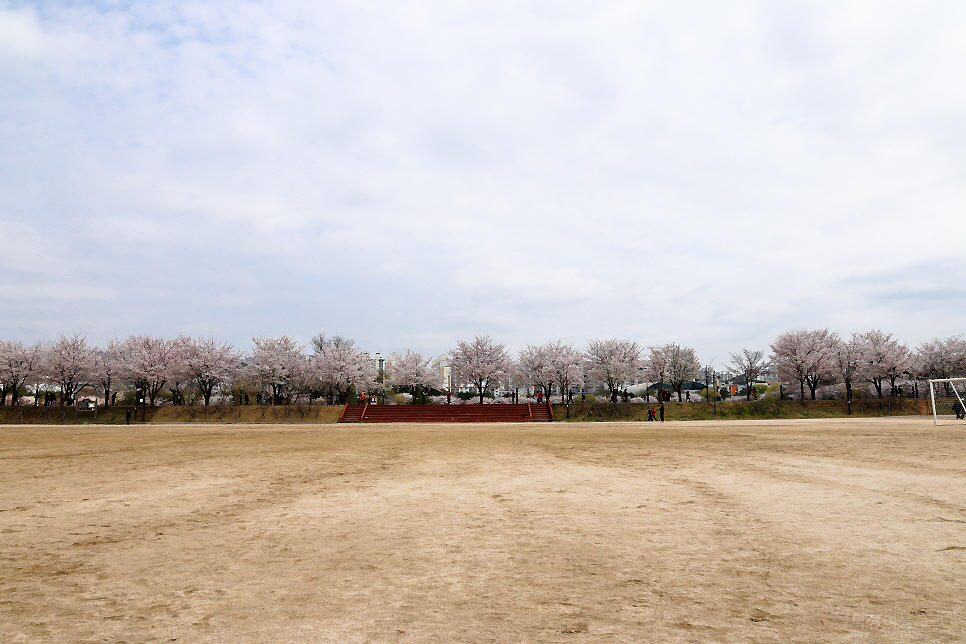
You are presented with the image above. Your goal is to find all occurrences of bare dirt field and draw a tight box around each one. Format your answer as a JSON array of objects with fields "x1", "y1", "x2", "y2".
[{"x1": 1, "y1": 418, "x2": 964, "y2": 643}]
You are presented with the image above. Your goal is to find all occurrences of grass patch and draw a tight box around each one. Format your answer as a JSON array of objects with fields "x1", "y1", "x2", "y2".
[
  {"x1": 0, "y1": 400, "x2": 929, "y2": 425},
  {"x1": 0, "y1": 406, "x2": 160, "y2": 425},
  {"x1": 0, "y1": 404, "x2": 344, "y2": 425},
  {"x1": 553, "y1": 398, "x2": 930, "y2": 422}
]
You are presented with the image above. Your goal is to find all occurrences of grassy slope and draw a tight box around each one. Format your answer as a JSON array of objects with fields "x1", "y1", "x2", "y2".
[
  {"x1": 552, "y1": 398, "x2": 931, "y2": 421},
  {"x1": 0, "y1": 399, "x2": 930, "y2": 425},
  {"x1": 0, "y1": 405, "x2": 344, "y2": 425}
]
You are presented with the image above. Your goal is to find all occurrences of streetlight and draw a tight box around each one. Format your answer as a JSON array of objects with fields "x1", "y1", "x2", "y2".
[{"x1": 713, "y1": 372, "x2": 718, "y2": 415}]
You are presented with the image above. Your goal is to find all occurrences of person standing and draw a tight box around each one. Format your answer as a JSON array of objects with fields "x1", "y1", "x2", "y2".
[{"x1": 659, "y1": 403, "x2": 665, "y2": 422}]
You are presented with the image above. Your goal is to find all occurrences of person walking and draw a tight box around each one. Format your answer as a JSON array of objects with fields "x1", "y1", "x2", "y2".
[{"x1": 659, "y1": 403, "x2": 665, "y2": 422}]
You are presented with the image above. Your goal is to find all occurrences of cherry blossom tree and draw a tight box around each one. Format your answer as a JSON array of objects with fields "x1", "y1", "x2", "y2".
[
  {"x1": 728, "y1": 349, "x2": 769, "y2": 400},
  {"x1": 770, "y1": 329, "x2": 839, "y2": 400},
  {"x1": 798, "y1": 329, "x2": 839, "y2": 400},
  {"x1": 41, "y1": 334, "x2": 95, "y2": 405},
  {"x1": 916, "y1": 335, "x2": 966, "y2": 379},
  {"x1": 518, "y1": 341, "x2": 583, "y2": 402},
  {"x1": 449, "y1": 335, "x2": 512, "y2": 404},
  {"x1": 164, "y1": 335, "x2": 197, "y2": 404},
  {"x1": 517, "y1": 344, "x2": 553, "y2": 400},
  {"x1": 0, "y1": 340, "x2": 42, "y2": 406},
  {"x1": 184, "y1": 336, "x2": 241, "y2": 405},
  {"x1": 247, "y1": 336, "x2": 308, "y2": 405},
  {"x1": 584, "y1": 338, "x2": 642, "y2": 403},
  {"x1": 648, "y1": 343, "x2": 701, "y2": 402},
  {"x1": 91, "y1": 340, "x2": 123, "y2": 406},
  {"x1": 856, "y1": 330, "x2": 910, "y2": 398},
  {"x1": 771, "y1": 330, "x2": 810, "y2": 401},
  {"x1": 831, "y1": 334, "x2": 863, "y2": 403},
  {"x1": 385, "y1": 349, "x2": 436, "y2": 403},
  {"x1": 118, "y1": 335, "x2": 176, "y2": 406},
  {"x1": 312, "y1": 335, "x2": 377, "y2": 404},
  {"x1": 544, "y1": 341, "x2": 583, "y2": 403}
]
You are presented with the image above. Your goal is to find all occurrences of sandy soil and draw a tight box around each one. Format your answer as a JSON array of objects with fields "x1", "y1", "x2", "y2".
[{"x1": 1, "y1": 418, "x2": 964, "y2": 643}]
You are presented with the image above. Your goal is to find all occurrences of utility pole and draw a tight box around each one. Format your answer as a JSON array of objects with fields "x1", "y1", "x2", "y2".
[{"x1": 713, "y1": 372, "x2": 718, "y2": 415}]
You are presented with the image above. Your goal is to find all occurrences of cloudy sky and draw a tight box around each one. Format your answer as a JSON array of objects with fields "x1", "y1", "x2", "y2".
[{"x1": 2, "y1": 0, "x2": 964, "y2": 362}]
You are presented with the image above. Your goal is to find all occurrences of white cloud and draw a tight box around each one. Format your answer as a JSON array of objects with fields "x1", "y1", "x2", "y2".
[{"x1": 1, "y1": 0, "x2": 965, "y2": 358}]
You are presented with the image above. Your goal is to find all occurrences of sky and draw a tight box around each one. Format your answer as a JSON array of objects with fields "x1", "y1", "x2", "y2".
[{"x1": 2, "y1": 0, "x2": 965, "y2": 364}]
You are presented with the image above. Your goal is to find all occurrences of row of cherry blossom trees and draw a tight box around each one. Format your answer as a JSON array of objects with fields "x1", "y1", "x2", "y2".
[
  {"x1": 0, "y1": 334, "x2": 242, "y2": 407},
  {"x1": 0, "y1": 333, "x2": 382, "y2": 407},
  {"x1": 767, "y1": 329, "x2": 966, "y2": 401},
  {"x1": 1, "y1": 330, "x2": 964, "y2": 406},
  {"x1": 450, "y1": 336, "x2": 704, "y2": 403}
]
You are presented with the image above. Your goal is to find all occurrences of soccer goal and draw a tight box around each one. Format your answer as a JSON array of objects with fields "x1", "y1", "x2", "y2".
[{"x1": 928, "y1": 378, "x2": 966, "y2": 425}]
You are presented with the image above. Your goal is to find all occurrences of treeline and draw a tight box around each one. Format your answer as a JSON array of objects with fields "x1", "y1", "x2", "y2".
[{"x1": 0, "y1": 329, "x2": 963, "y2": 406}]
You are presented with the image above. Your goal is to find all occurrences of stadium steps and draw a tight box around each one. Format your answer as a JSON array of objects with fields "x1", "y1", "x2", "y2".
[
  {"x1": 339, "y1": 404, "x2": 366, "y2": 422},
  {"x1": 529, "y1": 402, "x2": 554, "y2": 422},
  {"x1": 338, "y1": 403, "x2": 554, "y2": 423}
]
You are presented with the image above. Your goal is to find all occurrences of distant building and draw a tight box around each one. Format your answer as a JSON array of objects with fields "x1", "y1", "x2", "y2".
[{"x1": 430, "y1": 355, "x2": 452, "y2": 391}]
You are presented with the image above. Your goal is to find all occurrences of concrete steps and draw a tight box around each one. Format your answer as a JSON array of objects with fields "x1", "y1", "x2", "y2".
[{"x1": 339, "y1": 403, "x2": 554, "y2": 423}]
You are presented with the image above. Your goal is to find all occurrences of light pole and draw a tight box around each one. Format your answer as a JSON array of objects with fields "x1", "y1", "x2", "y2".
[{"x1": 713, "y1": 372, "x2": 718, "y2": 415}]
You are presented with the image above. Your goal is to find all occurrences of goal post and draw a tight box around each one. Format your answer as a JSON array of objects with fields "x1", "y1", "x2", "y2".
[{"x1": 928, "y1": 378, "x2": 966, "y2": 425}]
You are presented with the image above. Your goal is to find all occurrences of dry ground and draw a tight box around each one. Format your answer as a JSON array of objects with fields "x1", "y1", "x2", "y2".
[{"x1": 1, "y1": 418, "x2": 964, "y2": 644}]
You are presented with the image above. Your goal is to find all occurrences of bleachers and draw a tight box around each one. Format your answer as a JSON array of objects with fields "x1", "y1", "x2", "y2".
[{"x1": 339, "y1": 403, "x2": 554, "y2": 423}]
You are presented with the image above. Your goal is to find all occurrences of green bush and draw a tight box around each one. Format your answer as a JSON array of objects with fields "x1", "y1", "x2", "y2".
[{"x1": 456, "y1": 390, "x2": 494, "y2": 401}]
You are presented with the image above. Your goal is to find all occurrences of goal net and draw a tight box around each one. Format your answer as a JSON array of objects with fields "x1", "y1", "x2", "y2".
[{"x1": 928, "y1": 378, "x2": 966, "y2": 425}]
